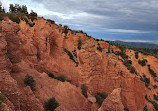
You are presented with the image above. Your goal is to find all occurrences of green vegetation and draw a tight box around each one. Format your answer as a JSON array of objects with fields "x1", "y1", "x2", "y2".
[
  {"x1": 135, "y1": 52, "x2": 139, "y2": 59},
  {"x1": 0, "y1": 4, "x2": 37, "y2": 27},
  {"x1": 148, "y1": 65, "x2": 157, "y2": 77},
  {"x1": 97, "y1": 43, "x2": 103, "y2": 52},
  {"x1": 153, "y1": 85, "x2": 157, "y2": 89},
  {"x1": 95, "y1": 92, "x2": 108, "y2": 107},
  {"x1": 47, "y1": 19, "x2": 55, "y2": 24},
  {"x1": 140, "y1": 74, "x2": 150, "y2": 87},
  {"x1": 0, "y1": 3, "x2": 37, "y2": 27},
  {"x1": 78, "y1": 36, "x2": 82, "y2": 50},
  {"x1": 8, "y1": 13, "x2": 20, "y2": 24},
  {"x1": 29, "y1": 10, "x2": 37, "y2": 21},
  {"x1": 24, "y1": 74, "x2": 36, "y2": 91},
  {"x1": 63, "y1": 25, "x2": 69, "y2": 36},
  {"x1": 123, "y1": 60, "x2": 132, "y2": 67},
  {"x1": 28, "y1": 22, "x2": 35, "y2": 27},
  {"x1": 45, "y1": 97, "x2": 59, "y2": 111},
  {"x1": 24, "y1": 17, "x2": 28, "y2": 23},
  {"x1": 145, "y1": 94, "x2": 158, "y2": 110},
  {"x1": 114, "y1": 48, "x2": 128, "y2": 60},
  {"x1": 123, "y1": 59, "x2": 137, "y2": 75},
  {"x1": 109, "y1": 41, "x2": 158, "y2": 59},
  {"x1": 106, "y1": 44, "x2": 111, "y2": 53},
  {"x1": 143, "y1": 105, "x2": 148, "y2": 111},
  {"x1": 81, "y1": 84, "x2": 88, "y2": 98},
  {"x1": 124, "y1": 107, "x2": 129, "y2": 111},
  {"x1": 48, "y1": 72, "x2": 55, "y2": 78},
  {"x1": 9, "y1": 4, "x2": 28, "y2": 14},
  {"x1": 64, "y1": 48, "x2": 78, "y2": 67},
  {"x1": 0, "y1": 93, "x2": 5, "y2": 110},
  {"x1": 56, "y1": 75, "x2": 66, "y2": 82},
  {"x1": 128, "y1": 65, "x2": 137, "y2": 74},
  {"x1": 138, "y1": 59, "x2": 148, "y2": 66},
  {"x1": 72, "y1": 49, "x2": 77, "y2": 58},
  {"x1": 0, "y1": 2, "x2": 5, "y2": 13},
  {"x1": 153, "y1": 94, "x2": 158, "y2": 101},
  {"x1": 64, "y1": 48, "x2": 73, "y2": 60},
  {"x1": 0, "y1": 3, "x2": 5, "y2": 21},
  {"x1": 48, "y1": 73, "x2": 66, "y2": 82}
]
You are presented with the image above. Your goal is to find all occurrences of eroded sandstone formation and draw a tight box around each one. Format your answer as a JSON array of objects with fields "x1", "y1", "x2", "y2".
[{"x1": 0, "y1": 17, "x2": 157, "y2": 111}]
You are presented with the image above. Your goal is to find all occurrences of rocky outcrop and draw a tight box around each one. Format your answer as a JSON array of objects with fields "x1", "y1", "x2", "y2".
[
  {"x1": 0, "y1": 17, "x2": 156, "y2": 111},
  {"x1": 99, "y1": 88, "x2": 124, "y2": 111}
]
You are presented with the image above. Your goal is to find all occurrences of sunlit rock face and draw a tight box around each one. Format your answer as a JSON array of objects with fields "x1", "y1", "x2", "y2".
[{"x1": 0, "y1": 17, "x2": 157, "y2": 111}]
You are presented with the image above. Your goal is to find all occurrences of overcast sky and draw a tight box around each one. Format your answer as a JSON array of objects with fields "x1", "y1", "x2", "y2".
[{"x1": 1, "y1": 0, "x2": 158, "y2": 44}]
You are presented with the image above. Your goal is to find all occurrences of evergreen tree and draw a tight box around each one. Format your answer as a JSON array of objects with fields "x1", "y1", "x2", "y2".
[
  {"x1": 108, "y1": 45, "x2": 111, "y2": 53},
  {"x1": 9, "y1": 4, "x2": 16, "y2": 13},
  {"x1": 78, "y1": 36, "x2": 82, "y2": 50},
  {"x1": 0, "y1": 2, "x2": 5, "y2": 13},
  {"x1": 30, "y1": 10, "x2": 37, "y2": 16},
  {"x1": 21, "y1": 5, "x2": 28, "y2": 14}
]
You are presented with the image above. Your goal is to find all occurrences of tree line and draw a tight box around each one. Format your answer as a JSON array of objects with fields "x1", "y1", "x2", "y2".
[{"x1": 0, "y1": 2, "x2": 37, "y2": 16}]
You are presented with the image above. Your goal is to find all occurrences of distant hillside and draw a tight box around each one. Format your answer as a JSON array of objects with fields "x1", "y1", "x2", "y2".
[{"x1": 114, "y1": 40, "x2": 158, "y2": 49}]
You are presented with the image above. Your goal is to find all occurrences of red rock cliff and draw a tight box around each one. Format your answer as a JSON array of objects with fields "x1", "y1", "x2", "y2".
[{"x1": 0, "y1": 17, "x2": 157, "y2": 111}]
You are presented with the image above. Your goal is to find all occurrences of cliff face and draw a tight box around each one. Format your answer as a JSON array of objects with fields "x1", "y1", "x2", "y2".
[{"x1": 0, "y1": 18, "x2": 157, "y2": 111}]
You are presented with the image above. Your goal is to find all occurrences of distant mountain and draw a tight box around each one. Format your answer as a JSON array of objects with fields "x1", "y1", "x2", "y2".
[{"x1": 114, "y1": 40, "x2": 158, "y2": 49}]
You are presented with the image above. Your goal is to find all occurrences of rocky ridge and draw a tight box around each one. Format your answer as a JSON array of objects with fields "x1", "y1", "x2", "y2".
[{"x1": 0, "y1": 17, "x2": 157, "y2": 111}]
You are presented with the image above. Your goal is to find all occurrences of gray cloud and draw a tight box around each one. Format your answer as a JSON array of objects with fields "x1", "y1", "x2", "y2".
[{"x1": 30, "y1": 0, "x2": 158, "y2": 33}]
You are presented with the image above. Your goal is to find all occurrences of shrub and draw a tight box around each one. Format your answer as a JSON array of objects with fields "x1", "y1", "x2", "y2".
[
  {"x1": 81, "y1": 84, "x2": 88, "y2": 98},
  {"x1": 143, "y1": 105, "x2": 148, "y2": 111},
  {"x1": 24, "y1": 17, "x2": 28, "y2": 24},
  {"x1": 106, "y1": 45, "x2": 111, "y2": 53},
  {"x1": 138, "y1": 59, "x2": 148, "y2": 66},
  {"x1": 123, "y1": 59, "x2": 137, "y2": 75},
  {"x1": 148, "y1": 88, "x2": 151, "y2": 90},
  {"x1": 140, "y1": 74, "x2": 150, "y2": 87},
  {"x1": 123, "y1": 60, "x2": 132, "y2": 67},
  {"x1": 30, "y1": 16, "x2": 36, "y2": 22},
  {"x1": 95, "y1": 92, "x2": 107, "y2": 107},
  {"x1": 57, "y1": 75, "x2": 66, "y2": 82},
  {"x1": 63, "y1": 25, "x2": 68, "y2": 36},
  {"x1": 148, "y1": 65, "x2": 157, "y2": 77},
  {"x1": 114, "y1": 51, "x2": 128, "y2": 60},
  {"x1": 28, "y1": 22, "x2": 35, "y2": 27},
  {"x1": 154, "y1": 94, "x2": 158, "y2": 100},
  {"x1": 0, "y1": 93, "x2": 5, "y2": 110},
  {"x1": 48, "y1": 73, "x2": 66, "y2": 82},
  {"x1": 48, "y1": 72, "x2": 55, "y2": 79},
  {"x1": 72, "y1": 49, "x2": 77, "y2": 58},
  {"x1": 97, "y1": 43, "x2": 103, "y2": 52},
  {"x1": 153, "y1": 85, "x2": 157, "y2": 89},
  {"x1": 64, "y1": 48, "x2": 78, "y2": 67},
  {"x1": 127, "y1": 65, "x2": 137, "y2": 74},
  {"x1": 64, "y1": 48, "x2": 73, "y2": 60},
  {"x1": 120, "y1": 52, "x2": 128, "y2": 60},
  {"x1": 0, "y1": 15, "x2": 3, "y2": 21},
  {"x1": 8, "y1": 14, "x2": 20, "y2": 24},
  {"x1": 124, "y1": 107, "x2": 129, "y2": 111},
  {"x1": 47, "y1": 19, "x2": 55, "y2": 24},
  {"x1": 29, "y1": 10, "x2": 37, "y2": 20},
  {"x1": 78, "y1": 36, "x2": 82, "y2": 50},
  {"x1": 145, "y1": 94, "x2": 158, "y2": 110},
  {"x1": 135, "y1": 52, "x2": 139, "y2": 59},
  {"x1": 24, "y1": 74, "x2": 36, "y2": 91},
  {"x1": 45, "y1": 97, "x2": 59, "y2": 111}
]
